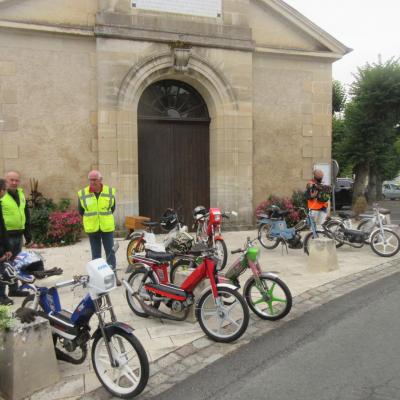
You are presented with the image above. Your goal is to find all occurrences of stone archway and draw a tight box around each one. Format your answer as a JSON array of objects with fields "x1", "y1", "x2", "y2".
[
  {"x1": 97, "y1": 48, "x2": 253, "y2": 227},
  {"x1": 137, "y1": 79, "x2": 211, "y2": 225}
]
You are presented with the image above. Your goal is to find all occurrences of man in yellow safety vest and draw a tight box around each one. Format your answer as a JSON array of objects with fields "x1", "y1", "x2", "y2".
[
  {"x1": 1, "y1": 171, "x2": 32, "y2": 297},
  {"x1": 78, "y1": 170, "x2": 118, "y2": 282}
]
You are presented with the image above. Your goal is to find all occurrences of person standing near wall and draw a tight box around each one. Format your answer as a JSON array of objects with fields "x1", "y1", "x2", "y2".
[
  {"x1": 305, "y1": 169, "x2": 331, "y2": 227},
  {"x1": 1, "y1": 171, "x2": 31, "y2": 297},
  {"x1": 78, "y1": 170, "x2": 120, "y2": 284},
  {"x1": 0, "y1": 179, "x2": 13, "y2": 305}
]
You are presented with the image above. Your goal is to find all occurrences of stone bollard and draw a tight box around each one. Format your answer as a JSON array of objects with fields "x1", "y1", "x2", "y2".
[
  {"x1": 307, "y1": 237, "x2": 338, "y2": 273},
  {"x1": 173, "y1": 271, "x2": 209, "y2": 323},
  {"x1": 0, "y1": 316, "x2": 60, "y2": 400}
]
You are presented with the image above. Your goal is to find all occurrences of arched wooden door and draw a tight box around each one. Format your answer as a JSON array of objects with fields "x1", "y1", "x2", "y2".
[{"x1": 138, "y1": 80, "x2": 210, "y2": 227}]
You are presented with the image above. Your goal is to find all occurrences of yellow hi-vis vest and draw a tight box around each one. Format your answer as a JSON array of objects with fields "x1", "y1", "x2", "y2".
[
  {"x1": 78, "y1": 185, "x2": 116, "y2": 233},
  {"x1": 1, "y1": 189, "x2": 26, "y2": 231}
]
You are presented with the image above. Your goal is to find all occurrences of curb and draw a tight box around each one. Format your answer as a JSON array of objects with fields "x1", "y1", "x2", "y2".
[{"x1": 80, "y1": 258, "x2": 400, "y2": 399}]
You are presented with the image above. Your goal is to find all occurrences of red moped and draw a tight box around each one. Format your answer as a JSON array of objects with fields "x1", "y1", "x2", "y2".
[{"x1": 124, "y1": 245, "x2": 249, "y2": 343}]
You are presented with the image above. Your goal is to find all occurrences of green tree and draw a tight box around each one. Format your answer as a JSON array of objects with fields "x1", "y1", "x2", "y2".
[
  {"x1": 332, "y1": 80, "x2": 347, "y2": 115},
  {"x1": 343, "y1": 58, "x2": 400, "y2": 203}
]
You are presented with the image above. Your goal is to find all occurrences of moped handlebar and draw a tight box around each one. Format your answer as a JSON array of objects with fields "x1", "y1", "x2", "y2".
[{"x1": 231, "y1": 248, "x2": 242, "y2": 254}]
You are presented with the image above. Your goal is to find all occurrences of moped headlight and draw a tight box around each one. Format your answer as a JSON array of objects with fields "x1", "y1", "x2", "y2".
[{"x1": 104, "y1": 275, "x2": 115, "y2": 290}]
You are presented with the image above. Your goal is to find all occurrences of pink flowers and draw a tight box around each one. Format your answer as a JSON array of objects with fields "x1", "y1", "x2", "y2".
[
  {"x1": 47, "y1": 210, "x2": 82, "y2": 245},
  {"x1": 255, "y1": 196, "x2": 303, "y2": 228}
]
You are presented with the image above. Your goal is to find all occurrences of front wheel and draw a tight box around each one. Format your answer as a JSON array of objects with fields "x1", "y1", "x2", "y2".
[
  {"x1": 214, "y1": 239, "x2": 228, "y2": 270},
  {"x1": 324, "y1": 220, "x2": 344, "y2": 248},
  {"x1": 244, "y1": 276, "x2": 292, "y2": 320},
  {"x1": 92, "y1": 329, "x2": 149, "y2": 399},
  {"x1": 303, "y1": 230, "x2": 333, "y2": 255},
  {"x1": 370, "y1": 229, "x2": 400, "y2": 257},
  {"x1": 258, "y1": 224, "x2": 280, "y2": 249},
  {"x1": 196, "y1": 287, "x2": 249, "y2": 343}
]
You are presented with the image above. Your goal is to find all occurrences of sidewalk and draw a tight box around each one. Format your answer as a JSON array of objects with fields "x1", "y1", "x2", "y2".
[{"x1": 5, "y1": 229, "x2": 400, "y2": 400}]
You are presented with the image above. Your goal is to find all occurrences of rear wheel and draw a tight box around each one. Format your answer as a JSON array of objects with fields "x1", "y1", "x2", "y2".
[
  {"x1": 324, "y1": 220, "x2": 344, "y2": 248},
  {"x1": 244, "y1": 276, "x2": 292, "y2": 320},
  {"x1": 125, "y1": 268, "x2": 160, "y2": 317},
  {"x1": 258, "y1": 224, "x2": 280, "y2": 249},
  {"x1": 196, "y1": 287, "x2": 249, "y2": 343},
  {"x1": 303, "y1": 230, "x2": 333, "y2": 255}
]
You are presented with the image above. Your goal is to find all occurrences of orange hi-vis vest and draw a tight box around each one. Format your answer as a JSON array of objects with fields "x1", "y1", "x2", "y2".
[{"x1": 307, "y1": 180, "x2": 328, "y2": 210}]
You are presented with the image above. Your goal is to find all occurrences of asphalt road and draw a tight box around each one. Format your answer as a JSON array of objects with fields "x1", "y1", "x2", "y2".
[
  {"x1": 381, "y1": 199, "x2": 400, "y2": 225},
  {"x1": 153, "y1": 272, "x2": 400, "y2": 400}
]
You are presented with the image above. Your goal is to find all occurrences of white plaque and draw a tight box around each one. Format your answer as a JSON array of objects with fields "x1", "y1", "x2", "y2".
[{"x1": 132, "y1": 0, "x2": 222, "y2": 18}]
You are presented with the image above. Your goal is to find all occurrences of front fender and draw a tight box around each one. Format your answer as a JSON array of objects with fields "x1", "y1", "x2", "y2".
[
  {"x1": 243, "y1": 272, "x2": 279, "y2": 294},
  {"x1": 197, "y1": 282, "x2": 239, "y2": 301},
  {"x1": 125, "y1": 262, "x2": 147, "y2": 274},
  {"x1": 91, "y1": 322, "x2": 134, "y2": 341}
]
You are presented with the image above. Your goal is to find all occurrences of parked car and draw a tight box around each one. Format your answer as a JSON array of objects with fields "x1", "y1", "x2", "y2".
[
  {"x1": 334, "y1": 178, "x2": 353, "y2": 209},
  {"x1": 382, "y1": 182, "x2": 400, "y2": 200}
]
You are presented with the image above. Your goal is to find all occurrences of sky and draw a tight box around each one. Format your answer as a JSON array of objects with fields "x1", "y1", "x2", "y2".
[{"x1": 283, "y1": 0, "x2": 400, "y2": 89}]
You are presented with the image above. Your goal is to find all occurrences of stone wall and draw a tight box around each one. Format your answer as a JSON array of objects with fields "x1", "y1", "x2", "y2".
[
  {"x1": 252, "y1": 53, "x2": 332, "y2": 208},
  {"x1": 0, "y1": 30, "x2": 97, "y2": 200}
]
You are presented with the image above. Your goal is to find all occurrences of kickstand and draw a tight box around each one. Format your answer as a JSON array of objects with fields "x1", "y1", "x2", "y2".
[{"x1": 280, "y1": 239, "x2": 288, "y2": 255}]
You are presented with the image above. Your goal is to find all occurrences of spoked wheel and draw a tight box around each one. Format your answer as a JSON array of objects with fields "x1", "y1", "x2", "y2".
[
  {"x1": 92, "y1": 329, "x2": 149, "y2": 399},
  {"x1": 125, "y1": 267, "x2": 160, "y2": 317},
  {"x1": 214, "y1": 239, "x2": 228, "y2": 270},
  {"x1": 303, "y1": 230, "x2": 333, "y2": 255},
  {"x1": 258, "y1": 224, "x2": 280, "y2": 249},
  {"x1": 126, "y1": 235, "x2": 145, "y2": 264},
  {"x1": 169, "y1": 259, "x2": 196, "y2": 286},
  {"x1": 244, "y1": 276, "x2": 292, "y2": 320},
  {"x1": 370, "y1": 229, "x2": 400, "y2": 257},
  {"x1": 324, "y1": 220, "x2": 345, "y2": 248},
  {"x1": 196, "y1": 287, "x2": 249, "y2": 343}
]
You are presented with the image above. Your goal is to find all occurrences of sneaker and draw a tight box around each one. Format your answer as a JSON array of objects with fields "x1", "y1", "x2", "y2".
[
  {"x1": 114, "y1": 272, "x2": 122, "y2": 287},
  {"x1": 0, "y1": 296, "x2": 14, "y2": 305},
  {"x1": 8, "y1": 290, "x2": 30, "y2": 297}
]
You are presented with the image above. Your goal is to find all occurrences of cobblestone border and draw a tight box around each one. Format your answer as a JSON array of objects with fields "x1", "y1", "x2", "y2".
[{"x1": 80, "y1": 258, "x2": 400, "y2": 399}]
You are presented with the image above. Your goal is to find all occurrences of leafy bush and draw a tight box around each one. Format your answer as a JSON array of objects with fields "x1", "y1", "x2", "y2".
[
  {"x1": 28, "y1": 184, "x2": 82, "y2": 246},
  {"x1": 48, "y1": 210, "x2": 82, "y2": 245},
  {"x1": 0, "y1": 306, "x2": 13, "y2": 331},
  {"x1": 255, "y1": 191, "x2": 307, "y2": 227}
]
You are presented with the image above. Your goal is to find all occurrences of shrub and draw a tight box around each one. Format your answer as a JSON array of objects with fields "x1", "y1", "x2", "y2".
[
  {"x1": 0, "y1": 306, "x2": 13, "y2": 331},
  {"x1": 47, "y1": 210, "x2": 82, "y2": 245},
  {"x1": 255, "y1": 194, "x2": 302, "y2": 227}
]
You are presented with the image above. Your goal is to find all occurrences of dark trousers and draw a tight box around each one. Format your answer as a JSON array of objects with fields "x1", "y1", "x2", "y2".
[
  {"x1": 7, "y1": 234, "x2": 23, "y2": 294},
  {"x1": 0, "y1": 263, "x2": 6, "y2": 297},
  {"x1": 88, "y1": 231, "x2": 116, "y2": 270}
]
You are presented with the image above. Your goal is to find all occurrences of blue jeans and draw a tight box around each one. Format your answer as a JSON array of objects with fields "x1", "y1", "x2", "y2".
[{"x1": 88, "y1": 231, "x2": 116, "y2": 270}]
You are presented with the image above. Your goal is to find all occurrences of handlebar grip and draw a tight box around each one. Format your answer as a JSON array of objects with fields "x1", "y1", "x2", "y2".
[{"x1": 231, "y1": 249, "x2": 242, "y2": 254}]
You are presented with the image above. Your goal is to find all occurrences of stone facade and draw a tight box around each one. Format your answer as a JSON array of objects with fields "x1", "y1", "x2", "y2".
[{"x1": 0, "y1": 0, "x2": 349, "y2": 228}]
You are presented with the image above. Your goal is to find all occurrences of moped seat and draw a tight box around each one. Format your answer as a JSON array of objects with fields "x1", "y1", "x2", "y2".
[
  {"x1": 338, "y1": 211, "x2": 356, "y2": 219},
  {"x1": 277, "y1": 210, "x2": 290, "y2": 216},
  {"x1": 146, "y1": 250, "x2": 174, "y2": 262}
]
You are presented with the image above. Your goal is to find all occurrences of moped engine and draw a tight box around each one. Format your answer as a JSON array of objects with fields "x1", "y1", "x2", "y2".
[{"x1": 288, "y1": 233, "x2": 303, "y2": 249}]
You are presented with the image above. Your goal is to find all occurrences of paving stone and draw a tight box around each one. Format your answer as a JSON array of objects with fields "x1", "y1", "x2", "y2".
[
  {"x1": 30, "y1": 374, "x2": 84, "y2": 400},
  {"x1": 192, "y1": 337, "x2": 212, "y2": 349}
]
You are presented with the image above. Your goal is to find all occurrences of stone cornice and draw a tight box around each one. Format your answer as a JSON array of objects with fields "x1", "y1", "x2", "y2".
[
  {"x1": 0, "y1": 20, "x2": 94, "y2": 36},
  {"x1": 255, "y1": 45, "x2": 344, "y2": 61},
  {"x1": 94, "y1": 23, "x2": 254, "y2": 51}
]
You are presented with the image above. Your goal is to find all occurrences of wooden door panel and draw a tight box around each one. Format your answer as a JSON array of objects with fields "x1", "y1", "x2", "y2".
[{"x1": 138, "y1": 119, "x2": 210, "y2": 228}]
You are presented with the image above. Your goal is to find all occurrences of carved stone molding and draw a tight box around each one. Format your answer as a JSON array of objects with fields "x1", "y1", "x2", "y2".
[{"x1": 173, "y1": 47, "x2": 191, "y2": 72}]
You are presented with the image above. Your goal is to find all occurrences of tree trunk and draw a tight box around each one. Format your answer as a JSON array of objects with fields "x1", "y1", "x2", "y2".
[
  {"x1": 352, "y1": 162, "x2": 369, "y2": 205},
  {"x1": 367, "y1": 168, "x2": 377, "y2": 204},
  {"x1": 376, "y1": 174, "x2": 383, "y2": 200}
]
